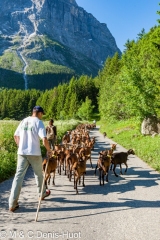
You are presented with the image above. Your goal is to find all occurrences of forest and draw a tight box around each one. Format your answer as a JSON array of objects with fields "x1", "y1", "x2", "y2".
[{"x1": 0, "y1": 24, "x2": 160, "y2": 123}]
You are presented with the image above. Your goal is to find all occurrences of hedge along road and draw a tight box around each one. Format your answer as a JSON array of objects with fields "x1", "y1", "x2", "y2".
[{"x1": 0, "y1": 126, "x2": 160, "y2": 240}]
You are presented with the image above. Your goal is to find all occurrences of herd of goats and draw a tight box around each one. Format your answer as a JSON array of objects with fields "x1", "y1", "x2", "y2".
[{"x1": 42, "y1": 123, "x2": 135, "y2": 194}]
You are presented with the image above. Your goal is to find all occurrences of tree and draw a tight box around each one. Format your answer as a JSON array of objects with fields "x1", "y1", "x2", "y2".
[
  {"x1": 137, "y1": 28, "x2": 146, "y2": 40},
  {"x1": 77, "y1": 97, "x2": 94, "y2": 120},
  {"x1": 98, "y1": 52, "x2": 121, "y2": 120},
  {"x1": 157, "y1": 3, "x2": 160, "y2": 24},
  {"x1": 123, "y1": 39, "x2": 135, "y2": 52},
  {"x1": 68, "y1": 93, "x2": 78, "y2": 119},
  {"x1": 56, "y1": 84, "x2": 68, "y2": 119}
]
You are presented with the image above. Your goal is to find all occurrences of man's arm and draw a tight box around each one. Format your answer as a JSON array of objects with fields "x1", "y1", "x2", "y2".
[
  {"x1": 42, "y1": 137, "x2": 52, "y2": 157},
  {"x1": 14, "y1": 135, "x2": 20, "y2": 146},
  {"x1": 14, "y1": 121, "x2": 22, "y2": 146}
]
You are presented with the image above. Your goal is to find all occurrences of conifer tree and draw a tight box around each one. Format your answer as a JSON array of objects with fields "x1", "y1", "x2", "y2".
[
  {"x1": 77, "y1": 97, "x2": 94, "y2": 120},
  {"x1": 157, "y1": 3, "x2": 160, "y2": 24},
  {"x1": 63, "y1": 77, "x2": 76, "y2": 118}
]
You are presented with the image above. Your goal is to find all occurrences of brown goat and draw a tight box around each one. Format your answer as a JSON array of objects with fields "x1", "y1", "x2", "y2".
[
  {"x1": 62, "y1": 133, "x2": 70, "y2": 144},
  {"x1": 95, "y1": 150, "x2": 112, "y2": 185},
  {"x1": 72, "y1": 156, "x2": 86, "y2": 194},
  {"x1": 111, "y1": 143, "x2": 117, "y2": 151},
  {"x1": 111, "y1": 149, "x2": 135, "y2": 177},
  {"x1": 42, "y1": 152, "x2": 58, "y2": 187},
  {"x1": 109, "y1": 144, "x2": 117, "y2": 171},
  {"x1": 87, "y1": 137, "x2": 96, "y2": 150},
  {"x1": 79, "y1": 146, "x2": 93, "y2": 168},
  {"x1": 66, "y1": 152, "x2": 78, "y2": 181},
  {"x1": 57, "y1": 150, "x2": 66, "y2": 175},
  {"x1": 55, "y1": 144, "x2": 65, "y2": 152}
]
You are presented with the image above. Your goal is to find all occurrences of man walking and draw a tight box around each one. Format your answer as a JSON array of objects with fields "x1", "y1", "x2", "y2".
[
  {"x1": 46, "y1": 119, "x2": 57, "y2": 150},
  {"x1": 9, "y1": 106, "x2": 52, "y2": 212}
]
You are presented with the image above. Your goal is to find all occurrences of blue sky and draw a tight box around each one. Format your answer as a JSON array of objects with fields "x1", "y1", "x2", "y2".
[{"x1": 76, "y1": 0, "x2": 160, "y2": 52}]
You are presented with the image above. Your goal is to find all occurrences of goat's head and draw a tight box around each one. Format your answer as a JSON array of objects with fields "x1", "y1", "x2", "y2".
[
  {"x1": 51, "y1": 150, "x2": 58, "y2": 159},
  {"x1": 111, "y1": 144, "x2": 117, "y2": 150},
  {"x1": 128, "y1": 149, "x2": 135, "y2": 155}
]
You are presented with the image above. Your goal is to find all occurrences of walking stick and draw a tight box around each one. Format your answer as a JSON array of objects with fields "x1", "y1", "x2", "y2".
[{"x1": 35, "y1": 157, "x2": 49, "y2": 222}]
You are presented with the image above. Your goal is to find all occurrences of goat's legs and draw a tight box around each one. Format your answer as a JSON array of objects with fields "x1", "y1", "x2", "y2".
[
  {"x1": 90, "y1": 157, "x2": 93, "y2": 169},
  {"x1": 99, "y1": 169, "x2": 102, "y2": 185},
  {"x1": 43, "y1": 164, "x2": 49, "y2": 187},
  {"x1": 124, "y1": 163, "x2": 128, "y2": 174},
  {"x1": 79, "y1": 176, "x2": 81, "y2": 185},
  {"x1": 120, "y1": 164, "x2": 123, "y2": 175},
  {"x1": 59, "y1": 164, "x2": 61, "y2": 175},
  {"x1": 113, "y1": 164, "x2": 118, "y2": 177},
  {"x1": 82, "y1": 174, "x2": 85, "y2": 187},
  {"x1": 64, "y1": 160, "x2": 66, "y2": 175},
  {"x1": 45, "y1": 179, "x2": 48, "y2": 189},
  {"x1": 102, "y1": 171, "x2": 105, "y2": 185},
  {"x1": 57, "y1": 161, "x2": 60, "y2": 174},
  {"x1": 48, "y1": 175, "x2": 51, "y2": 185},
  {"x1": 52, "y1": 172, "x2": 55, "y2": 185},
  {"x1": 94, "y1": 164, "x2": 98, "y2": 175},
  {"x1": 110, "y1": 163, "x2": 113, "y2": 171},
  {"x1": 106, "y1": 173, "x2": 108, "y2": 182},
  {"x1": 69, "y1": 170, "x2": 72, "y2": 181},
  {"x1": 75, "y1": 176, "x2": 79, "y2": 194},
  {"x1": 67, "y1": 163, "x2": 70, "y2": 179},
  {"x1": 74, "y1": 172, "x2": 76, "y2": 189},
  {"x1": 45, "y1": 173, "x2": 50, "y2": 189},
  {"x1": 106, "y1": 168, "x2": 109, "y2": 182},
  {"x1": 69, "y1": 167, "x2": 72, "y2": 182}
]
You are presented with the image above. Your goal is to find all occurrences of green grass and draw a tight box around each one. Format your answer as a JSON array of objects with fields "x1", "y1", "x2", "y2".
[
  {"x1": 0, "y1": 51, "x2": 24, "y2": 89},
  {"x1": 98, "y1": 118, "x2": 160, "y2": 172},
  {"x1": 0, "y1": 119, "x2": 80, "y2": 182},
  {"x1": 27, "y1": 59, "x2": 75, "y2": 75},
  {"x1": 0, "y1": 51, "x2": 23, "y2": 72},
  {"x1": 0, "y1": 120, "x2": 19, "y2": 182}
]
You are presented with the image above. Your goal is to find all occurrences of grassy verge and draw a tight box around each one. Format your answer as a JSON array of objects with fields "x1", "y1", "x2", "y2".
[
  {"x1": 98, "y1": 118, "x2": 160, "y2": 172},
  {"x1": 0, "y1": 120, "x2": 19, "y2": 182},
  {"x1": 0, "y1": 119, "x2": 80, "y2": 182}
]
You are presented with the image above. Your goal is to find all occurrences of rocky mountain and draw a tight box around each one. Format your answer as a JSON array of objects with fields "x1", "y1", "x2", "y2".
[{"x1": 0, "y1": 0, "x2": 121, "y2": 90}]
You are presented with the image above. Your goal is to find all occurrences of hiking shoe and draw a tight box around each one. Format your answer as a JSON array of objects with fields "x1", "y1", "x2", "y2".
[
  {"x1": 41, "y1": 190, "x2": 51, "y2": 200},
  {"x1": 9, "y1": 204, "x2": 19, "y2": 212}
]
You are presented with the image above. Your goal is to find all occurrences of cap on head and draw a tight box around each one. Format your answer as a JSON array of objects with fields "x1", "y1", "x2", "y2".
[{"x1": 33, "y1": 106, "x2": 45, "y2": 114}]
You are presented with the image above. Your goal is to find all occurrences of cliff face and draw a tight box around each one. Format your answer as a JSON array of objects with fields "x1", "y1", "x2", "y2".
[{"x1": 0, "y1": 0, "x2": 121, "y2": 89}]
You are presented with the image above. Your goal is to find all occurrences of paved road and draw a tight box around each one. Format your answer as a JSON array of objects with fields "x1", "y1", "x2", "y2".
[{"x1": 0, "y1": 127, "x2": 160, "y2": 240}]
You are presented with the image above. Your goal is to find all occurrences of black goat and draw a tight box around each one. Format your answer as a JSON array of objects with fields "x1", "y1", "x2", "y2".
[
  {"x1": 103, "y1": 132, "x2": 107, "y2": 138},
  {"x1": 111, "y1": 149, "x2": 135, "y2": 177}
]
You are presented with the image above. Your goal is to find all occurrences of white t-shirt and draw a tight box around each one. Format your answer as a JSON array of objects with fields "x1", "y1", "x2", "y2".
[{"x1": 14, "y1": 116, "x2": 46, "y2": 155}]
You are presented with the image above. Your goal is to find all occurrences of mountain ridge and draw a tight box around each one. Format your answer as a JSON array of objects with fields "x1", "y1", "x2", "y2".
[{"x1": 0, "y1": 0, "x2": 121, "y2": 90}]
